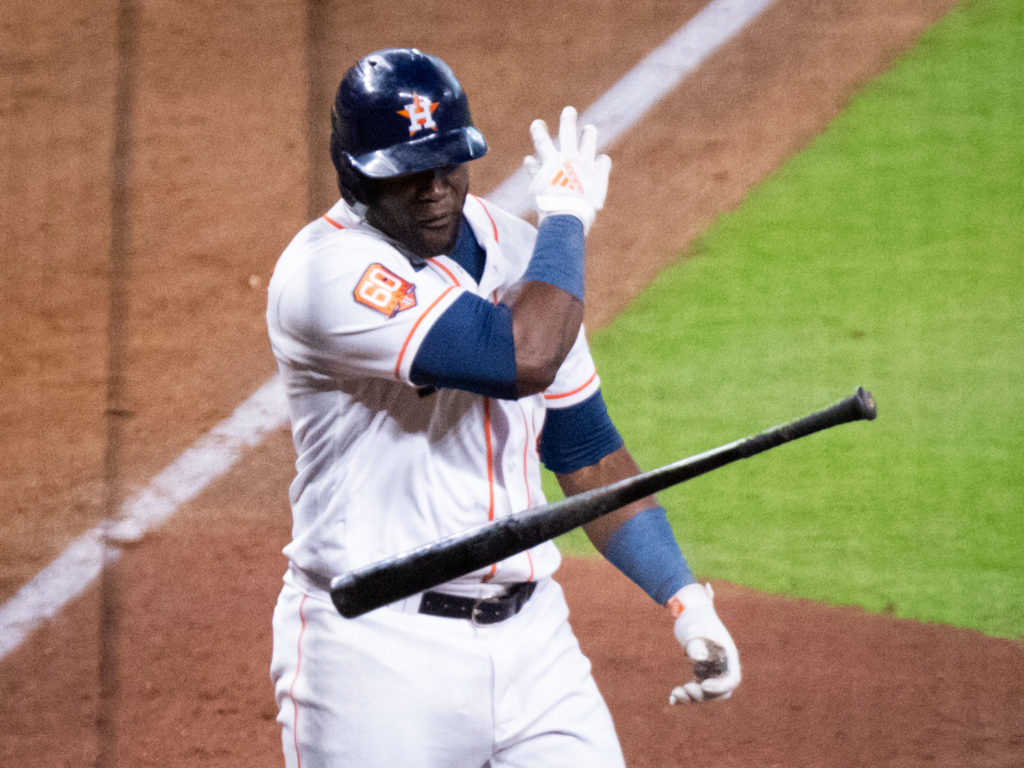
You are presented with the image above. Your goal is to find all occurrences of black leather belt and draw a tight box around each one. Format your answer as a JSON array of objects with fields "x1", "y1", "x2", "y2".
[
  {"x1": 291, "y1": 565, "x2": 536, "y2": 624},
  {"x1": 419, "y1": 582, "x2": 537, "y2": 624}
]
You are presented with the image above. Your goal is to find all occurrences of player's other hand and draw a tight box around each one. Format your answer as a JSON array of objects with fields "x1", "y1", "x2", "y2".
[
  {"x1": 523, "y1": 105, "x2": 611, "y2": 235},
  {"x1": 667, "y1": 582, "x2": 741, "y2": 704}
]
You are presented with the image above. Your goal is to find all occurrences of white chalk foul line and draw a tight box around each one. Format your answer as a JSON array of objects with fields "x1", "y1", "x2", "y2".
[
  {"x1": 0, "y1": 378, "x2": 287, "y2": 660},
  {"x1": 488, "y1": 0, "x2": 776, "y2": 212},
  {"x1": 0, "y1": 0, "x2": 775, "y2": 662}
]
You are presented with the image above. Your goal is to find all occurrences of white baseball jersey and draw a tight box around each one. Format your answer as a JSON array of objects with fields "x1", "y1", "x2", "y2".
[{"x1": 266, "y1": 193, "x2": 602, "y2": 594}]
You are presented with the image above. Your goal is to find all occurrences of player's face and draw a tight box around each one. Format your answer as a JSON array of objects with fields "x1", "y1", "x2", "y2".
[{"x1": 365, "y1": 164, "x2": 470, "y2": 260}]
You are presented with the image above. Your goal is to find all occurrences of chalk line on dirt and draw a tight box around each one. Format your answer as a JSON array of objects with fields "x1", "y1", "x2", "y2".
[
  {"x1": 0, "y1": 0, "x2": 776, "y2": 662},
  {"x1": 489, "y1": 0, "x2": 776, "y2": 211},
  {"x1": 0, "y1": 379, "x2": 287, "y2": 660}
]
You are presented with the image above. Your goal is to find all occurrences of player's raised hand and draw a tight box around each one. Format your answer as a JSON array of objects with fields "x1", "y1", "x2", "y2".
[
  {"x1": 667, "y1": 583, "x2": 741, "y2": 704},
  {"x1": 523, "y1": 105, "x2": 611, "y2": 235}
]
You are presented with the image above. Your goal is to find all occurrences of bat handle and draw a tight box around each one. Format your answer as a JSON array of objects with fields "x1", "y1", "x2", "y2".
[
  {"x1": 741, "y1": 387, "x2": 876, "y2": 458},
  {"x1": 812, "y1": 386, "x2": 877, "y2": 428}
]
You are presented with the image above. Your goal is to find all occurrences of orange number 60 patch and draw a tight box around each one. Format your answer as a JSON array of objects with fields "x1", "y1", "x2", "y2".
[{"x1": 354, "y1": 264, "x2": 418, "y2": 318}]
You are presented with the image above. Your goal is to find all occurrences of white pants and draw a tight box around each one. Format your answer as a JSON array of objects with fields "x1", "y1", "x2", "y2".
[{"x1": 270, "y1": 571, "x2": 626, "y2": 768}]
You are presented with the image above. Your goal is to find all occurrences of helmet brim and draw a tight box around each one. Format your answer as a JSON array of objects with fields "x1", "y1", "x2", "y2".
[{"x1": 348, "y1": 127, "x2": 488, "y2": 179}]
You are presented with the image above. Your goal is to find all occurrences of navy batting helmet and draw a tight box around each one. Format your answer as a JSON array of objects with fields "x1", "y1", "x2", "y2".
[{"x1": 330, "y1": 48, "x2": 487, "y2": 200}]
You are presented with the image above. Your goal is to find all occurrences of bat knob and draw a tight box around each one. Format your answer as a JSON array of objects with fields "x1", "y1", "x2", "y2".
[
  {"x1": 329, "y1": 575, "x2": 361, "y2": 618},
  {"x1": 855, "y1": 387, "x2": 878, "y2": 421}
]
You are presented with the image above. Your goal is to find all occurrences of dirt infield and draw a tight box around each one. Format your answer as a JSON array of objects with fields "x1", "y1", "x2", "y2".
[{"x1": 3, "y1": 0, "x2": 1022, "y2": 766}]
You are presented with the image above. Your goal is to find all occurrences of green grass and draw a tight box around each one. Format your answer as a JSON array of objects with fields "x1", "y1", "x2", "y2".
[{"x1": 553, "y1": 0, "x2": 1024, "y2": 639}]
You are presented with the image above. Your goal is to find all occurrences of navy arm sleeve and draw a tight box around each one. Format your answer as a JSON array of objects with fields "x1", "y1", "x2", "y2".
[
  {"x1": 410, "y1": 292, "x2": 518, "y2": 399},
  {"x1": 410, "y1": 215, "x2": 585, "y2": 400},
  {"x1": 538, "y1": 389, "x2": 624, "y2": 474}
]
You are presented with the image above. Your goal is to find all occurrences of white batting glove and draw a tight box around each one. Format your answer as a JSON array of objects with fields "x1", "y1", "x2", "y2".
[
  {"x1": 522, "y1": 105, "x2": 611, "y2": 235},
  {"x1": 667, "y1": 583, "x2": 741, "y2": 704}
]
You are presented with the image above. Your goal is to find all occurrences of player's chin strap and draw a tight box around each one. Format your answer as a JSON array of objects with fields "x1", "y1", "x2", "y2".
[{"x1": 667, "y1": 583, "x2": 742, "y2": 704}]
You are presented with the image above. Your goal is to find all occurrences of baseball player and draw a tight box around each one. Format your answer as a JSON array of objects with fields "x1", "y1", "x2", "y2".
[{"x1": 266, "y1": 48, "x2": 740, "y2": 768}]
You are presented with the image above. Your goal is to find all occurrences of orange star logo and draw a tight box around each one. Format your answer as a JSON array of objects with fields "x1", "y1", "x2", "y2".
[{"x1": 397, "y1": 92, "x2": 440, "y2": 136}]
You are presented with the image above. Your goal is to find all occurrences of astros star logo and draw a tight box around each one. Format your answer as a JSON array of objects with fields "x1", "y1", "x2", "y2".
[{"x1": 397, "y1": 92, "x2": 439, "y2": 136}]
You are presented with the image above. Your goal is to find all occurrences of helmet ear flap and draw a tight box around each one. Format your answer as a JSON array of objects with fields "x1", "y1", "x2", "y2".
[
  {"x1": 337, "y1": 153, "x2": 370, "y2": 212},
  {"x1": 330, "y1": 107, "x2": 366, "y2": 209}
]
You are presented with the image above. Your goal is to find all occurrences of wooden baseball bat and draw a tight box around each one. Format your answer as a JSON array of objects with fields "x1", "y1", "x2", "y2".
[{"x1": 330, "y1": 387, "x2": 877, "y2": 618}]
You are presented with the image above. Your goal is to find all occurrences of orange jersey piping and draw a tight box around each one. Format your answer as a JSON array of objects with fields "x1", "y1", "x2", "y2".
[
  {"x1": 468, "y1": 194, "x2": 499, "y2": 242},
  {"x1": 482, "y1": 397, "x2": 498, "y2": 582},
  {"x1": 426, "y1": 257, "x2": 461, "y2": 286},
  {"x1": 543, "y1": 369, "x2": 598, "y2": 401},
  {"x1": 288, "y1": 594, "x2": 309, "y2": 768}
]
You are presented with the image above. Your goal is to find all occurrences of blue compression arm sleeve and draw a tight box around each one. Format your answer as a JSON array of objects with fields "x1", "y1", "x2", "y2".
[
  {"x1": 411, "y1": 214, "x2": 584, "y2": 398},
  {"x1": 410, "y1": 293, "x2": 518, "y2": 399},
  {"x1": 602, "y1": 506, "x2": 696, "y2": 605},
  {"x1": 522, "y1": 215, "x2": 585, "y2": 301},
  {"x1": 539, "y1": 390, "x2": 623, "y2": 474}
]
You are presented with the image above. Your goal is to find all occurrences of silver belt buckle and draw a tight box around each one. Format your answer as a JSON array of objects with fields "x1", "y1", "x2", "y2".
[{"x1": 470, "y1": 596, "x2": 491, "y2": 625}]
